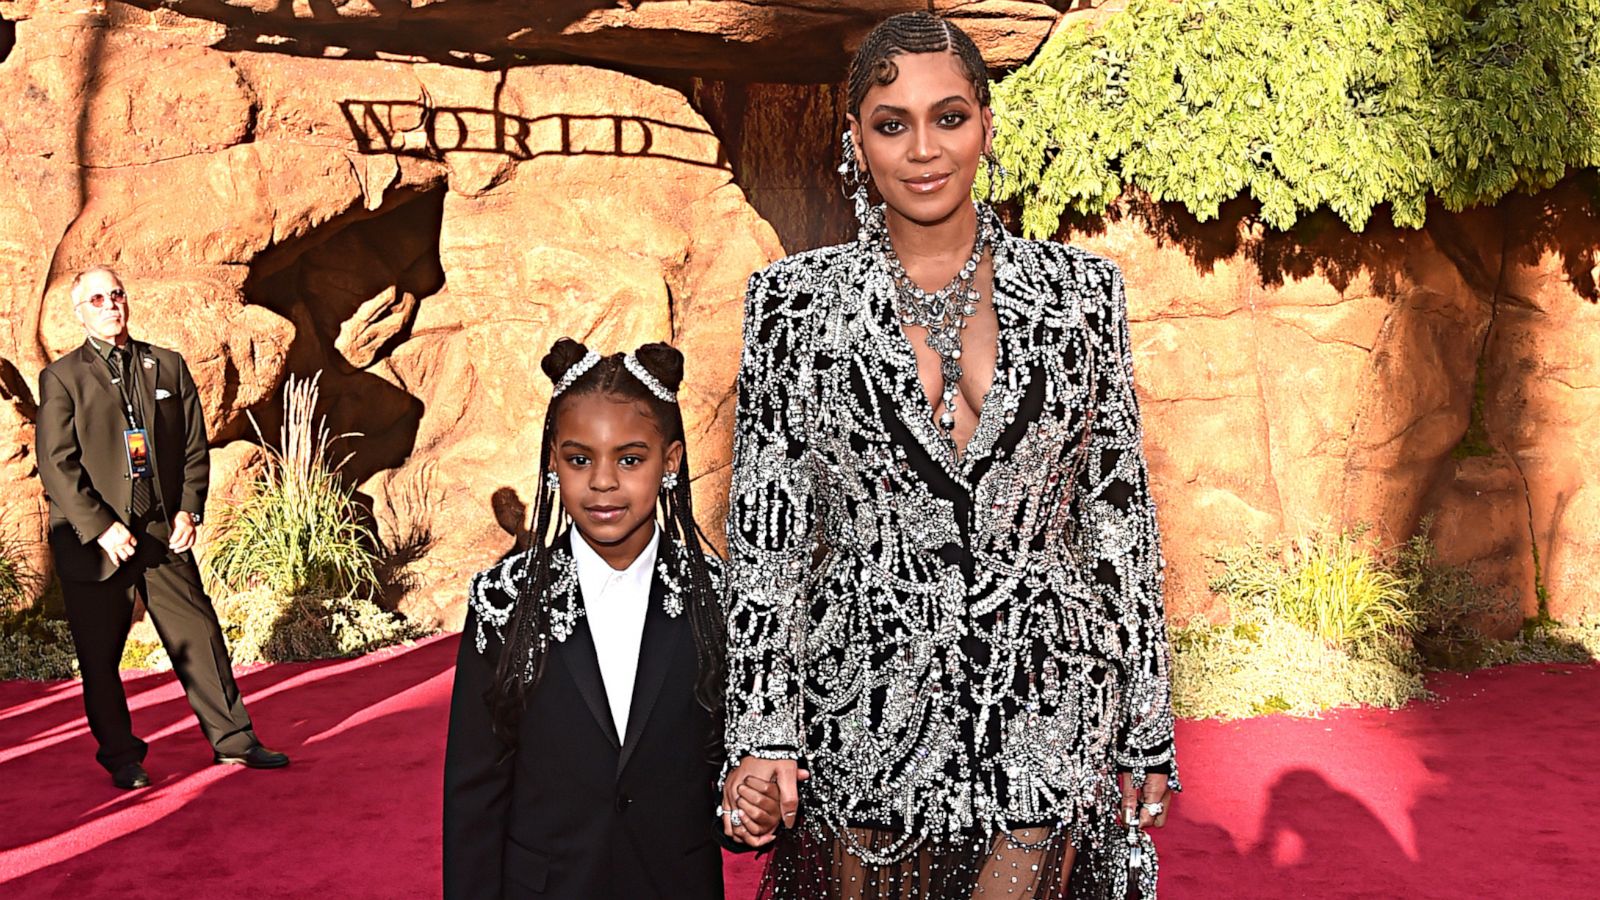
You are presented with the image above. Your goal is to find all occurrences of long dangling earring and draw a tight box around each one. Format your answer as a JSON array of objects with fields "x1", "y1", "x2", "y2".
[
  {"x1": 984, "y1": 150, "x2": 1009, "y2": 207},
  {"x1": 838, "y1": 128, "x2": 873, "y2": 238}
]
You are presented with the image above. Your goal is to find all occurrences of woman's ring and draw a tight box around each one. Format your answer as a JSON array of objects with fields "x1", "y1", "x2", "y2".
[
  {"x1": 1142, "y1": 801, "x2": 1164, "y2": 818},
  {"x1": 715, "y1": 804, "x2": 727, "y2": 818},
  {"x1": 730, "y1": 809, "x2": 744, "y2": 828}
]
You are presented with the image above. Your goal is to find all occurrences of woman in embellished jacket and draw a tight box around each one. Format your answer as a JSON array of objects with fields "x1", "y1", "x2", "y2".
[{"x1": 718, "y1": 12, "x2": 1178, "y2": 899}]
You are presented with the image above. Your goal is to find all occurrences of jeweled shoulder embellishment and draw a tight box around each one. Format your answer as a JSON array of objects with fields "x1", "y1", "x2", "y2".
[{"x1": 465, "y1": 545, "x2": 583, "y2": 655}]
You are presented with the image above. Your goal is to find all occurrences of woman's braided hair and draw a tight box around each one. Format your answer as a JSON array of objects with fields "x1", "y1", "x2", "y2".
[
  {"x1": 486, "y1": 338, "x2": 726, "y2": 758},
  {"x1": 846, "y1": 11, "x2": 992, "y2": 117}
]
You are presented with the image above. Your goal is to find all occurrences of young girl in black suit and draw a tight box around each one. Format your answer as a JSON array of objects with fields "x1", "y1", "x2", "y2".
[{"x1": 444, "y1": 339, "x2": 780, "y2": 899}]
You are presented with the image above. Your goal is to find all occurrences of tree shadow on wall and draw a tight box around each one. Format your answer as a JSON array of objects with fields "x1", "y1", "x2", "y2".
[
  {"x1": 1050, "y1": 173, "x2": 1600, "y2": 305},
  {"x1": 116, "y1": 0, "x2": 680, "y2": 69},
  {"x1": 370, "y1": 461, "x2": 442, "y2": 609}
]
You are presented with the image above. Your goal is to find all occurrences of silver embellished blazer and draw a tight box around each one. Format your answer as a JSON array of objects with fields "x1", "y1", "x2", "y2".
[{"x1": 723, "y1": 222, "x2": 1177, "y2": 845}]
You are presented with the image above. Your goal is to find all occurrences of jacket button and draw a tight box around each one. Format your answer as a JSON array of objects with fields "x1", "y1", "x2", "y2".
[{"x1": 615, "y1": 793, "x2": 631, "y2": 812}]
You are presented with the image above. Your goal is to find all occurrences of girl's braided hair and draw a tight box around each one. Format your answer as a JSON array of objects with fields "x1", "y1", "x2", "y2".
[{"x1": 486, "y1": 339, "x2": 726, "y2": 757}]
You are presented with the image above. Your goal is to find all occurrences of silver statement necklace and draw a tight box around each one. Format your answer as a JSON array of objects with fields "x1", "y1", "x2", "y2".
[{"x1": 874, "y1": 202, "x2": 997, "y2": 433}]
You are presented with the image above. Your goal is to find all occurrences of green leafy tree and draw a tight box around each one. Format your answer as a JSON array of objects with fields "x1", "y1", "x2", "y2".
[{"x1": 989, "y1": 0, "x2": 1600, "y2": 236}]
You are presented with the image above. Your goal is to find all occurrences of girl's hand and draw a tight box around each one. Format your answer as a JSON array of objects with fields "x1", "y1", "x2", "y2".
[
  {"x1": 734, "y1": 774, "x2": 785, "y2": 840},
  {"x1": 722, "y1": 756, "x2": 809, "y2": 847},
  {"x1": 1118, "y1": 771, "x2": 1172, "y2": 828}
]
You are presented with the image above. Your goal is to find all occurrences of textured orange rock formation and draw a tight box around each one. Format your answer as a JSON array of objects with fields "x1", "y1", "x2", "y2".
[
  {"x1": 0, "y1": 2, "x2": 782, "y2": 626},
  {"x1": 81, "y1": 0, "x2": 1059, "y2": 80},
  {"x1": 1, "y1": 0, "x2": 1595, "y2": 632}
]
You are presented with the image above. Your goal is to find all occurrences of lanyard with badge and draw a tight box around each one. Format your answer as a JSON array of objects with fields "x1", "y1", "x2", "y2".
[{"x1": 101, "y1": 347, "x2": 153, "y2": 481}]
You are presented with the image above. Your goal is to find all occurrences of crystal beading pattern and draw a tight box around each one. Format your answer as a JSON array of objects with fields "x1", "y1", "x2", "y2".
[
  {"x1": 550, "y1": 349, "x2": 601, "y2": 398},
  {"x1": 724, "y1": 206, "x2": 1178, "y2": 896},
  {"x1": 467, "y1": 534, "x2": 709, "y2": 666},
  {"x1": 623, "y1": 352, "x2": 678, "y2": 404}
]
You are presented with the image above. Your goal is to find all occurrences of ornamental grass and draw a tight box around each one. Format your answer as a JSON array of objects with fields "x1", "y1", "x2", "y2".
[
  {"x1": 1174, "y1": 524, "x2": 1595, "y2": 719},
  {"x1": 1174, "y1": 529, "x2": 1427, "y2": 719},
  {"x1": 1211, "y1": 530, "x2": 1417, "y2": 648},
  {"x1": 175, "y1": 372, "x2": 431, "y2": 670},
  {"x1": 204, "y1": 373, "x2": 378, "y2": 599}
]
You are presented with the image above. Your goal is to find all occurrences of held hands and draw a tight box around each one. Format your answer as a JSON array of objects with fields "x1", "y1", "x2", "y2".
[
  {"x1": 722, "y1": 756, "x2": 809, "y2": 847},
  {"x1": 96, "y1": 522, "x2": 138, "y2": 567},
  {"x1": 169, "y1": 510, "x2": 198, "y2": 553},
  {"x1": 1118, "y1": 772, "x2": 1172, "y2": 829}
]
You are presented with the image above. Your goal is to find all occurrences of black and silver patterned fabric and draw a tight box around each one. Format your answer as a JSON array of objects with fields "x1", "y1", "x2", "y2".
[{"x1": 723, "y1": 205, "x2": 1178, "y2": 897}]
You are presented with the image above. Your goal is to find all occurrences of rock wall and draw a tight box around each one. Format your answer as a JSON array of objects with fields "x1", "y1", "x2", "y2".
[
  {"x1": 1, "y1": 0, "x2": 1596, "y2": 631},
  {"x1": 1064, "y1": 192, "x2": 1600, "y2": 628},
  {"x1": 0, "y1": 2, "x2": 783, "y2": 626},
  {"x1": 95, "y1": 0, "x2": 1060, "y2": 80}
]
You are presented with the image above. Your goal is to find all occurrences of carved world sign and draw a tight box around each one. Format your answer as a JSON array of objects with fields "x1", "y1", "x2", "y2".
[{"x1": 339, "y1": 100, "x2": 727, "y2": 170}]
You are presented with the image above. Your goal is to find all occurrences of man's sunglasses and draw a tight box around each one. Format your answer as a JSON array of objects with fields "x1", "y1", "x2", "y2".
[{"x1": 76, "y1": 289, "x2": 128, "y2": 309}]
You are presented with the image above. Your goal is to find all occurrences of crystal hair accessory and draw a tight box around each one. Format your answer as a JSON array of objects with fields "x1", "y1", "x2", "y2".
[
  {"x1": 623, "y1": 352, "x2": 677, "y2": 403},
  {"x1": 551, "y1": 349, "x2": 601, "y2": 398}
]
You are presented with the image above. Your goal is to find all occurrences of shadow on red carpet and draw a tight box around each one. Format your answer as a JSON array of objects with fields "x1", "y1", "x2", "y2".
[{"x1": 0, "y1": 635, "x2": 1590, "y2": 898}]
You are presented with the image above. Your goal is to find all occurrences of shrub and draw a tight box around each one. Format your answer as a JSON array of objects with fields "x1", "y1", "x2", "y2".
[
  {"x1": 989, "y1": 0, "x2": 1600, "y2": 235},
  {"x1": 1212, "y1": 530, "x2": 1417, "y2": 646},
  {"x1": 1394, "y1": 520, "x2": 1504, "y2": 668},
  {"x1": 1479, "y1": 617, "x2": 1600, "y2": 666},
  {"x1": 1171, "y1": 613, "x2": 1424, "y2": 719},
  {"x1": 1178, "y1": 528, "x2": 1427, "y2": 719},
  {"x1": 205, "y1": 373, "x2": 378, "y2": 598},
  {"x1": 194, "y1": 372, "x2": 433, "y2": 669},
  {"x1": 214, "y1": 587, "x2": 432, "y2": 664},
  {"x1": 1, "y1": 532, "x2": 77, "y2": 681},
  {"x1": 1, "y1": 603, "x2": 78, "y2": 681}
]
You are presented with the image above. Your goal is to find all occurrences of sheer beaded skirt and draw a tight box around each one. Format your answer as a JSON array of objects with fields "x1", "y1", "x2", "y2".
[{"x1": 756, "y1": 818, "x2": 1127, "y2": 900}]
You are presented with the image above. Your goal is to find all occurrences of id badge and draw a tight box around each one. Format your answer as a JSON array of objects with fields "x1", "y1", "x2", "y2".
[{"x1": 123, "y1": 428, "x2": 153, "y2": 479}]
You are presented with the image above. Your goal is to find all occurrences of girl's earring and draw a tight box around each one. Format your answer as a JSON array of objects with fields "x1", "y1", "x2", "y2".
[
  {"x1": 545, "y1": 471, "x2": 560, "y2": 493},
  {"x1": 837, "y1": 129, "x2": 873, "y2": 237},
  {"x1": 661, "y1": 471, "x2": 679, "y2": 493}
]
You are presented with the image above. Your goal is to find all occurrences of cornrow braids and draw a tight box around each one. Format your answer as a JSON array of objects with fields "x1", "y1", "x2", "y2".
[
  {"x1": 486, "y1": 339, "x2": 727, "y2": 757},
  {"x1": 847, "y1": 11, "x2": 992, "y2": 117}
]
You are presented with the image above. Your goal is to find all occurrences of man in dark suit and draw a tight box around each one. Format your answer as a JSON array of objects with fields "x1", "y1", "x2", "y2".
[{"x1": 36, "y1": 266, "x2": 289, "y2": 789}]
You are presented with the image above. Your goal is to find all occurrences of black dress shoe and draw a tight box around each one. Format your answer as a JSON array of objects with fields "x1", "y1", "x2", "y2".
[
  {"x1": 213, "y1": 745, "x2": 290, "y2": 769},
  {"x1": 112, "y1": 762, "x2": 151, "y2": 789}
]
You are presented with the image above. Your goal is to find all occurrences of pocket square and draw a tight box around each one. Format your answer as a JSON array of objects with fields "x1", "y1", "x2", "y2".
[{"x1": 155, "y1": 388, "x2": 173, "y2": 400}]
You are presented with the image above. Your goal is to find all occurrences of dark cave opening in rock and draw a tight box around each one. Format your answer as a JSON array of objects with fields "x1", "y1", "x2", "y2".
[{"x1": 242, "y1": 186, "x2": 447, "y2": 490}]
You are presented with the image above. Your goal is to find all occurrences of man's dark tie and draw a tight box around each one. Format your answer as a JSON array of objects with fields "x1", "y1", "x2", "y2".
[{"x1": 111, "y1": 346, "x2": 156, "y2": 520}]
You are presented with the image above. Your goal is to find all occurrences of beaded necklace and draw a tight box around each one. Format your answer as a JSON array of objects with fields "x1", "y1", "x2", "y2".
[{"x1": 872, "y1": 202, "x2": 997, "y2": 433}]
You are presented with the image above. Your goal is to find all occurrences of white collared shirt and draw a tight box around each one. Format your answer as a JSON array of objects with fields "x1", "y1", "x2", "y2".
[{"x1": 570, "y1": 526, "x2": 658, "y2": 738}]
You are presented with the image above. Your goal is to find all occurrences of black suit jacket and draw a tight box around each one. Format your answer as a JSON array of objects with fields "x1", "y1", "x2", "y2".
[
  {"x1": 444, "y1": 538, "x2": 727, "y2": 900},
  {"x1": 36, "y1": 339, "x2": 210, "y2": 581}
]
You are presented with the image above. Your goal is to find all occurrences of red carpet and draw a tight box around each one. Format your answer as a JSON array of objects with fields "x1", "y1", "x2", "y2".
[{"x1": 0, "y1": 634, "x2": 1590, "y2": 898}]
